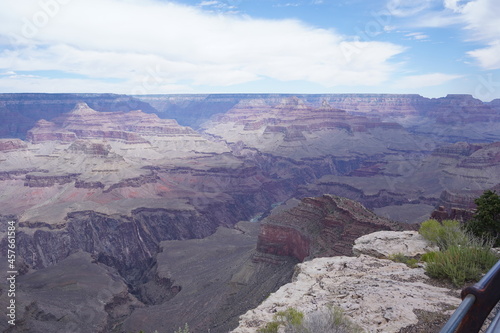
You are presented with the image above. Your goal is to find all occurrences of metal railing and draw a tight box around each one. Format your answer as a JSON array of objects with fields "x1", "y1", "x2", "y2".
[{"x1": 440, "y1": 259, "x2": 500, "y2": 333}]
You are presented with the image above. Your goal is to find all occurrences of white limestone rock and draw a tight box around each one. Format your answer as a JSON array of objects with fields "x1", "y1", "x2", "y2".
[
  {"x1": 232, "y1": 254, "x2": 460, "y2": 333},
  {"x1": 352, "y1": 230, "x2": 439, "y2": 258}
]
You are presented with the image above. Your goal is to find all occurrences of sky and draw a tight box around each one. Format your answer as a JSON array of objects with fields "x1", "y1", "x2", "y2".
[{"x1": 0, "y1": 0, "x2": 499, "y2": 100}]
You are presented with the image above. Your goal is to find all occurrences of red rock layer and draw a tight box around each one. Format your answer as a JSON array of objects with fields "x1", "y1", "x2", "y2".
[
  {"x1": 256, "y1": 195, "x2": 409, "y2": 262},
  {"x1": 26, "y1": 119, "x2": 77, "y2": 143},
  {"x1": 256, "y1": 224, "x2": 310, "y2": 261}
]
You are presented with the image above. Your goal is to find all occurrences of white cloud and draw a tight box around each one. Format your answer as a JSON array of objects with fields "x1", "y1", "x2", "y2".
[
  {"x1": 459, "y1": 0, "x2": 500, "y2": 69},
  {"x1": 398, "y1": 0, "x2": 500, "y2": 70},
  {"x1": 386, "y1": 0, "x2": 434, "y2": 17},
  {"x1": 0, "y1": 0, "x2": 405, "y2": 92},
  {"x1": 408, "y1": 12, "x2": 463, "y2": 28},
  {"x1": 0, "y1": 74, "x2": 193, "y2": 94},
  {"x1": 468, "y1": 42, "x2": 500, "y2": 70},
  {"x1": 199, "y1": 1, "x2": 220, "y2": 6},
  {"x1": 444, "y1": 0, "x2": 472, "y2": 12},
  {"x1": 405, "y1": 32, "x2": 430, "y2": 41},
  {"x1": 393, "y1": 73, "x2": 462, "y2": 89}
]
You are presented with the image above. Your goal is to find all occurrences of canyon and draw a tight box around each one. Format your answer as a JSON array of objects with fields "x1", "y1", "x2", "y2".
[{"x1": 0, "y1": 93, "x2": 499, "y2": 332}]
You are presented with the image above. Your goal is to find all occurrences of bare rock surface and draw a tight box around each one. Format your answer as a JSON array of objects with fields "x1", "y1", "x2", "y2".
[
  {"x1": 232, "y1": 253, "x2": 460, "y2": 333},
  {"x1": 352, "y1": 230, "x2": 439, "y2": 258}
]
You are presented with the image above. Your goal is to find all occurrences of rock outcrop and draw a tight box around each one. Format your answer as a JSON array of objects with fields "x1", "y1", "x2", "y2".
[
  {"x1": 233, "y1": 231, "x2": 460, "y2": 333},
  {"x1": 0, "y1": 138, "x2": 27, "y2": 151},
  {"x1": 26, "y1": 119, "x2": 77, "y2": 143},
  {"x1": 203, "y1": 97, "x2": 426, "y2": 160},
  {"x1": 352, "y1": 230, "x2": 439, "y2": 258},
  {"x1": 256, "y1": 195, "x2": 411, "y2": 262},
  {"x1": 27, "y1": 102, "x2": 197, "y2": 144}
]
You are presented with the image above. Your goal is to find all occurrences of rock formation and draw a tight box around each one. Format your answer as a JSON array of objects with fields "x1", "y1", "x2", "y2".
[
  {"x1": 233, "y1": 231, "x2": 461, "y2": 333},
  {"x1": 0, "y1": 138, "x2": 27, "y2": 151},
  {"x1": 256, "y1": 195, "x2": 410, "y2": 262},
  {"x1": 352, "y1": 230, "x2": 439, "y2": 258},
  {"x1": 26, "y1": 102, "x2": 198, "y2": 144}
]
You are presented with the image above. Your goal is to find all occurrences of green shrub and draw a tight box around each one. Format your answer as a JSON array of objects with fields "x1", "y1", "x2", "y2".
[
  {"x1": 419, "y1": 218, "x2": 498, "y2": 287},
  {"x1": 419, "y1": 219, "x2": 442, "y2": 245},
  {"x1": 275, "y1": 307, "x2": 304, "y2": 327},
  {"x1": 419, "y1": 219, "x2": 468, "y2": 250},
  {"x1": 466, "y1": 190, "x2": 500, "y2": 246},
  {"x1": 420, "y1": 251, "x2": 437, "y2": 263},
  {"x1": 259, "y1": 306, "x2": 363, "y2": 333},
  {"x1": 425, "y1": 242, "x2": 497, "y2": 287},
  {"x1": 388, "y1": 253, "x2": 419, "y2": 268},
  {"x1": 258, "y1": 321, "x2": 280, "y2": 333},
  {"x1": 303, "y1": 306, "x2": 364, "y2": 333}
]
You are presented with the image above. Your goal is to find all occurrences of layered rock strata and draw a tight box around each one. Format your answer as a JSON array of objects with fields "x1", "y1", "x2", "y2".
[
  {"x1": 256, "y1": 195, "x2": 410, "y2": 262},
  {"x1": 27, "y1": 102, "x2": 197, "y2": 144}
]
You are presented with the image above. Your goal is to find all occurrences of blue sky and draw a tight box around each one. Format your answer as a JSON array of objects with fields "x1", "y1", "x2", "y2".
[{"x1": 0, "y1": 0, "x2": 499, "y2": 100}]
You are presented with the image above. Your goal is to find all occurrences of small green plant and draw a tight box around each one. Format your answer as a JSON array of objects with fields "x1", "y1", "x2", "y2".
[
  {"x1": 388, "y1": 253, "x2": 419, "y2": 268},
  {"x1": 420, "y1": 251, "x2": 437, "y2": 263},
  {"x1": 258, "y1": 321, "x2": 280, "y2": 333},
  {"x1": 258, "y1": 306, "x2": 363, "y2": 333},
  {"x1": 425, "y1": 243, "x2": 497, "y2": 287},
  {"x1": 419, "y1": 219, "x2": 467, "y2": 250},
  {"x1": 419, "y1": 218, "x2": 498, "y2": 287},
  {"x1": 304, "y1": 306, "x2": 364, "y2": 333},
  {"x1": 275, "y1": 307, "x2": 304, "y2": 327},
  {"x1": 258, "y1": 308, "x2": 304, "y2": 332},
  {"x1": 419, "y1": 219, "x2": 442, "y2": 245}
]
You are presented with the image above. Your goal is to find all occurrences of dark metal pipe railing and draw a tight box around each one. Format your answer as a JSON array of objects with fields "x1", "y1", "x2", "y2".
[
  {"x1": 484, "y1": 308, "x2": 500, "y2": 333},
  {"x1": 440, "y1": 259, "x2": 500, "y2": 333},
  {"x1": 440, "y1": 294, "x2": 476, "y2": 333}
]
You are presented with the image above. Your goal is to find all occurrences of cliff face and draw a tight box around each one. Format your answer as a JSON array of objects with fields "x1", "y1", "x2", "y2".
[
  {"x1": 256, "y1": 195, "x2": 410, "y2": 262},
  {"x1": 5, "y1": 93, "x2": 498, "y2": 141},
  {"x1": 202, "y1": 97, "x2": 421, "y2": 160},
  {"x1": 425, "y1": 142, "x2": 500, "y2": 218},
  {"x1": 11, "y1": 208, "x2": 218, "y2": 275}
]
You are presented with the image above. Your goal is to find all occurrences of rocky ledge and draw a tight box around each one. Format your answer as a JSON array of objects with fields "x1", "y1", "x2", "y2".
[{"x1": 233, "y1": 231, "x2": 460, "y2": 333}]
